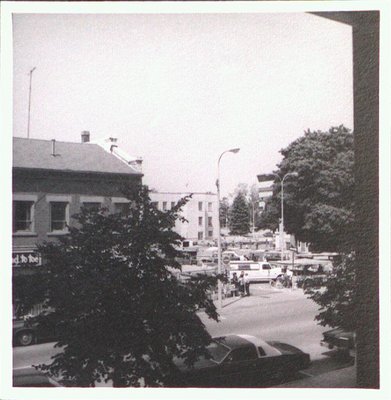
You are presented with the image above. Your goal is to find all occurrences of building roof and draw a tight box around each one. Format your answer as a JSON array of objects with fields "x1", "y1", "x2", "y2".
[{"x1": 13, "y1": 137, "x2": 142, "y2": 176}]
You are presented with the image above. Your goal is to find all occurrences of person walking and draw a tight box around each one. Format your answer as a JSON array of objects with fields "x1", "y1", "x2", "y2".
[
  {"x1": 238, "y1": 271, "x2": 245, "y2": 296},
  {"x1": 231, "y1": 272, "x2": 239, "y2": 297},
  {"x1": 244, "y1": 273, "x2": 251, "y2": 296}
]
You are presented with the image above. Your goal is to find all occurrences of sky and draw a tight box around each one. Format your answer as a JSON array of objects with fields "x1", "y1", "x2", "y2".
[{"x1": 13, "y1": 12, "x2": 353, "y2": 198}]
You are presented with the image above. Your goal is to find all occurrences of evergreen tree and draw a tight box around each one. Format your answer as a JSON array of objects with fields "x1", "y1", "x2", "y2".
[
  {"x1": 229, "y1": 192, "x2": 250, "y2": 235},
  {"x1": 27, "y1": 184, "x2": 219, "y2": 387}
]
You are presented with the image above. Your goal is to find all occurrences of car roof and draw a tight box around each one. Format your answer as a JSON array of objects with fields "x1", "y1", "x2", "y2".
[{"x1": 215, "y1": 335, "x2": 281, "y2": 356}]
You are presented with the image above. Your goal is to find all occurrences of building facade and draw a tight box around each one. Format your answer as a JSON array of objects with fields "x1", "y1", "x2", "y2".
[
  {"x1": 12, "y1": 133, "x2": 143, "y2": 271},
  {"x1": 149, "y1": 192, "x2": 218, "y2": 242}
]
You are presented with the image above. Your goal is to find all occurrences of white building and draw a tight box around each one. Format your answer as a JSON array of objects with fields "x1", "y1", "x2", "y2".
[{"x1": 149, "y1": 192, "x2": 218, "y2": 241}]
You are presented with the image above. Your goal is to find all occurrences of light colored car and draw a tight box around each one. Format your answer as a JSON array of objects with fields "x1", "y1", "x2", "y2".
[{"x1": 229, "y1": 261, "x2": 283, "y2": 282}]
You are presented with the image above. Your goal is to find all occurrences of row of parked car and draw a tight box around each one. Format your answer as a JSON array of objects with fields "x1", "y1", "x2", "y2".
[{"x1": 13, "y1": 333, "x2": 311, "y2": 387}]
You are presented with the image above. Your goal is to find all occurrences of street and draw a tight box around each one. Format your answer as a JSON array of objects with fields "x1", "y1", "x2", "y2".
[{"x1": 13, "y1": 284, "x2": 353, "y2": 385}]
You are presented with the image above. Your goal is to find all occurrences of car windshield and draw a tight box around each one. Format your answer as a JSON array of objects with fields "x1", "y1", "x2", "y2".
[{"x1": 207, "y1": 340, "x2": 231, "y2": 363}]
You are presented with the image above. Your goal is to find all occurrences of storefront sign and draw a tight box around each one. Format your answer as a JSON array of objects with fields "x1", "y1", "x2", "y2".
[{"x1": 12, "y1": 252, "x2": 42, "y2": 267}]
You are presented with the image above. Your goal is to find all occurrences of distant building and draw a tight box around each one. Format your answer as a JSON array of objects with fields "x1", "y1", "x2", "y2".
[
  {"x1": 149, "y1": 192, "x2": 218, "y2": 242},
  {"x1": 12, "y1": 132, "x2": 143, "y2": 272}
]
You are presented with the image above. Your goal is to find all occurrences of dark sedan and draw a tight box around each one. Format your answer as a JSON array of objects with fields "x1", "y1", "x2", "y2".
[
  {"x1": 321, "y1": 328, "x2": 356, "y2": 358},
  {"x1": 174, "y1": 334, "x2": 310, "y2": 387},
  {"x1": 13, "y1": 315, "x2": 58, "y2": 346}
]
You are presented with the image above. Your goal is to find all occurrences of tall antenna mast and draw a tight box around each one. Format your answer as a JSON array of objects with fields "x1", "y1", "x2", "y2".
[{"x1": 27, "y1": 67, "x2": 36, "y2": 138}]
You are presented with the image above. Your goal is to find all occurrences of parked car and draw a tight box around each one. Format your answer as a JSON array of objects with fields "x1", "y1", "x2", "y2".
[
  {"x1": 321, "y1": 328, "x2": 356, "y2": 357},
  {"x1": 222, "y1": 250, "x2": 247, "y2": 261},
  {"x1": 13, "y1": 313, "x2": 58, "y2": 346},
  {"x1": 229, "y1": 261, "x2": 283, "y2": 283},
  {"x1": 13, "y1": 367, "x2": 62, "y2": 387},
  {"x1": 173, "y1": 334, "x2": 310, "y2": 387},
  {"x1": 289, "y1": 259, "x2": 333, "y2": 289}
]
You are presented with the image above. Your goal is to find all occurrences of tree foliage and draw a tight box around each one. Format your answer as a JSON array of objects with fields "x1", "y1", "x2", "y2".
[
  {"x1": 219, "y1": 197, "x2": 230, "y2": 228},
  {"x1": 306, "y1": 253, "x2": 357, "y2": 332},
  {"x1": 258, "y1": 126, "x2": 354, "y2": 253},
  {"x1": 28, "y1": 184, "x2": 219, "y2": 387},
  {"x1": 229, "y1": 192, "x2": 250, "y2": 235}
]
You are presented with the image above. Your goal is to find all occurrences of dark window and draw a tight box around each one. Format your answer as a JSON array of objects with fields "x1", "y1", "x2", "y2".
[
  {"x1": 208, "y1": 230, "x2": 213, "y2": 238},
  {"x1": 171, "y1": 201, "x2": 175, "y2": 209},
  {"x1": 198, "y1": 232, "x2": 203, "y2": 240},
  {"x1": 258, "y1": 346, "x2": 266, "y2": 356},
  {"x1": 114, "y1": 203, "x2": 130, "y2": 215},
  {"x1": 13, "y1": 201, "x2": 33, "y2": 232},
  {"x1": 208, "y1": 202, "x2": 212, "y2": 212},
  {"x1": 50, "y1": 202, "x2": 68, "y2": 231},
  {"x1": 198, "y1": 201, "x2": 203, "y2": 211},
  {"x1": 208, "y1": 217, "x2": 213, "y2": 227},
  {"x1": 199, "y1": 216, "x2": 203, "y2": 226},
  {"x1": 163, "y1": 202, "x2": 167, "y2": 211},
  {"x1": 151, "y1": 201, "x2": 158, "y2": 208},
  {"x1": 262, "y1": 264, "x2": 271, "y2": 270},
  {"x1": 225, "y1": 346, "x2": 258, "y2": 363}
]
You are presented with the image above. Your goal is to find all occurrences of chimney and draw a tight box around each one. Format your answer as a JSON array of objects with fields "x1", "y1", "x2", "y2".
[{"x1": 81, "y1": 130, "x2": 90, "y2": 143}]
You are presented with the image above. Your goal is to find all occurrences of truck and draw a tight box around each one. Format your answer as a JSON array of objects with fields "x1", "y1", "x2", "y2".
[{"x1": 228, "y1": 261, "x2": 283, "y2": 283}]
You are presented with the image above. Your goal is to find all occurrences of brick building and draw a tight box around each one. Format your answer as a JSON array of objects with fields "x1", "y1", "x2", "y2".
[{"x1": 12, "y1": 133, "x2": 143, "y2": 272}]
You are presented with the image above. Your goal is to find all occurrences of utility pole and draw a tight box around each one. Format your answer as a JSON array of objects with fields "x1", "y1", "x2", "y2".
[{"x1": 27, "y1": 67, "x2": 36, "y2": 138}]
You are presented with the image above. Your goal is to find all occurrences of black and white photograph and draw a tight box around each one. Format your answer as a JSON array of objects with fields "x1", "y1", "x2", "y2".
[{"x1": 0, "y1": 1, "x2": 389, "y2": 399}]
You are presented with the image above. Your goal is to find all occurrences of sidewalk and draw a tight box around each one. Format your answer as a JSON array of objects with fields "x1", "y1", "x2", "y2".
[
  {"x1": 214, "y1": 289, "x2": 357, "y2": 388},
  {"x1": 276, "y1": 365, "x2": 356, "y2": 388}
]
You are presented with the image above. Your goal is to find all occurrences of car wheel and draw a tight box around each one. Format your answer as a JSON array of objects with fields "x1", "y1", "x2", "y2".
[{"x1": 17, "y1": 331, "x2": 35, "y2": 346}]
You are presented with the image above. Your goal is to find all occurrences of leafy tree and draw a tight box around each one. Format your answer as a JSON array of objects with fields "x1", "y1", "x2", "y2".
[
  {"x1": 30, "y1": 184, "x2": 219, "y2": 387},
  {"x1": 229, "y1": 192, "x2": 250, "y2": 235},
  {"x1": 258, "y1": 125, "x2": 354, "y2": 253},
  {"x1": 306, "y1": 253, "x2": 357, "y2": 332},
  {"x1": 219, "y1": 197, "x2": 230, "y2": 228}
]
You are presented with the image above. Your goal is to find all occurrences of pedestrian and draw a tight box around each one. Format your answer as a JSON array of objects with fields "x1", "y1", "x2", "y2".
[
  {"x1": 238, "y1": 271, "x2": 245, "y2": 296},
  {"x1": 244, "y1": 273, "x2": 251, "y2": 296},
  {"x1": 231, "y1": 272, "x2": 239, "y2": 296}
]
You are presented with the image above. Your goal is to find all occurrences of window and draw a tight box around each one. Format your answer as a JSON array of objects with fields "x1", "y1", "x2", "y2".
[
  {"x1": 114, "y1": 203, "x2": 130, "y2": 215},
  {"x1": 198, "y1": 201, "x2": 203, "y2": 211},
  {"x1": 262, "y1": 264, "x2": 271, "y2": 270},
  {"x1": 151, "y1": 201, "x2": 158, "y2": 208},
  {"x1": 208, "y1": 217, "x2": 213, "y2": 227},
  {"x1": 171, "y1": 201, "x2": 175, "y2": 209},
  {"x1": 224, "y1": 347, "x2": 258, "y2": 363},
  {"x1": 198, "y1": 216, "x2": 203, "y2": 226},
  {"x1": 208, "y1": 230, "x2": 213, "y2": 238},
  {"x1": 208, "y1": 202, "x2": 212, "y2": 212},
  {"x1": 50, "y1": 202, "x2": 69, "y2": 232},
  {"x1": 163, "y1": 201, "x2": 167, "y2": 211},
  {"x1": 257, "y1": 346, "x2": 266, "y2": 357},
  {"x1": 13, "y1": 201, "x2": 34, "y2": 232},
  {"x1": 198, "y1": 232, "x2": 203, "y2": 240}
]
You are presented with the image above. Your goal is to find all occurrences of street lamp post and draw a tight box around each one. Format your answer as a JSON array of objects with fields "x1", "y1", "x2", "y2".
[
  {"x1": 273, "y1": 172, "x2": 298, "y2": 261},
  {"x1": 251, "y1": 200, "x2": 256, "y2": 241},
  {"x1": 216, "y1": 148, "x2": 240, "y2": 310},
  {"x1": 27, "y1": 67, "x2": 36, "y2": 139}
]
